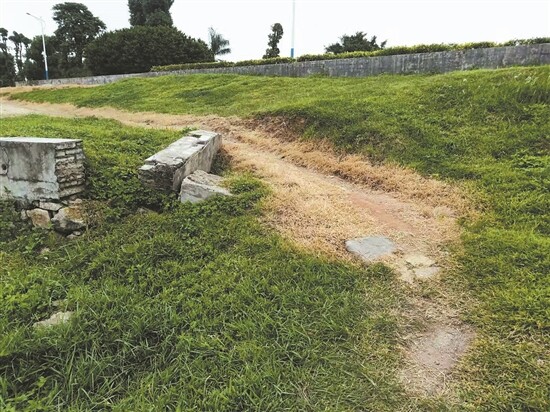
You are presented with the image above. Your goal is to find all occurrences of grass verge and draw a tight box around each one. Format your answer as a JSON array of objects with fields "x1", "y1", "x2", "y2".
[
  {"x1": 0, "y1": 116, "x2": 422, "y2": 411},
  {"x1": 10, "y1": 67, "x2": 550, "y2": 409}
]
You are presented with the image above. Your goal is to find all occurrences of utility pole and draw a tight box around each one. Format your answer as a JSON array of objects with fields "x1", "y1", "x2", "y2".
[
  {"x1": 26, "y1": 13, "x2": 49, "y2": 80},
  {"x1": 290, "y1": 0, "x2": 296, "y2": 58}
]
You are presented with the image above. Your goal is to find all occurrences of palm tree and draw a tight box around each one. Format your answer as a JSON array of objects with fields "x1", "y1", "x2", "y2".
[{"x1": 208, "y1": 27, "x2": 230, "y2": 59}]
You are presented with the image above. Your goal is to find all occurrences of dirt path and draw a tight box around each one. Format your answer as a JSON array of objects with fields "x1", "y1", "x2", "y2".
[{"x1": 0, "y1": 97, "x2": 474, "y2": 398}]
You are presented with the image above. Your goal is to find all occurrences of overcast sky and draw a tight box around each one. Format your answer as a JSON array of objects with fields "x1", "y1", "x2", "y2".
[{"x1": 1, "y1": 0, "x2": 549, "y2": 61}]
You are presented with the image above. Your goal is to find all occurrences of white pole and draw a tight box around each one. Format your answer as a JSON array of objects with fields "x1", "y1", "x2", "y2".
[
  {"x1": 26, "y1": 13, "x2": 49, "y2": 80},
  {"x1": 291, "y1": 0, "x2": 296, "y2": 58}
]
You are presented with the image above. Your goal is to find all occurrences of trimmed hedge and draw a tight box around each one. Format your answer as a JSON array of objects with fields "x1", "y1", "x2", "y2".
[
  {"x1": 297, "y1": 38, "x2": 550, "y2": 62},
  {"x1": 235, "y1": 57, "x2": 294, "y2": 67},
  {"x1": 151, "y1": 57, "x2": 294, "y2": 72},
  {"x1": 151, "y1": 38, "x2": 550, "y2": 73}
]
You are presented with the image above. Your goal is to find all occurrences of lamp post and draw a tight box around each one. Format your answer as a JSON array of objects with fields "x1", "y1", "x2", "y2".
[
  {"x1": 290, "y1": 0, "x2": 296, "y2": 58},
  {"x1": 26, "y1": 12, "x2": 49, "y2": 80}
]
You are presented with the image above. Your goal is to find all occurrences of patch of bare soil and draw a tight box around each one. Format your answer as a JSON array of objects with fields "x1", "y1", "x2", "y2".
[
  {"x1": 400, "y1": 312, "x2": 475, "y2": 397},
  {"x1": 0, "y1": 98, "x2": 475, "y2": 398}
]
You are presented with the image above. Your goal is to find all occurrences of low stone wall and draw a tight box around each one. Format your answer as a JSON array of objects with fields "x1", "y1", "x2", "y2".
[
  {"x1": 138, "y1": 130, "x2": 221, "y2": 192},
  {"x1": 16, "y1": 43, "x2": 550, "y2": 87},
  {"x1": 1, "y1": 137, "x2": 88, "y2": 238},
  {"x1": 0, "y1": 137, "x2": 85, "y2": 204}
]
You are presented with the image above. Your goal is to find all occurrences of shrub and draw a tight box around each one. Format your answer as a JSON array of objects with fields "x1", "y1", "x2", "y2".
[
  {"x1": 147, "y1": 37, "x2": 550, "y2": 74},
  {"x1": 151, "y1": 61, "x2": 234, "y2": 72},
  {"x1": 501, "y1": 37, "x2": 550, "y2": 46},
  {"x1": 85, "y1": 26, "x2": 213, "y2": 75},
  {"x1": 0, "y1": 51, "x2": 16, "y2": 87},
  {"x1": 235, "y1": 57, "x2": 294, "y2": 66},
  {"x1": 297, "y1": 38, "x2": 550, "y2": 62}
]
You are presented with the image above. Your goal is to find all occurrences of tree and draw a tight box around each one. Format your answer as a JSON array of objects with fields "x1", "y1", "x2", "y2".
[
  {"x1": 263, "y1": 23, "x2": 283, "y2": 59},
  {"x1": 208, "y1": 27, "x2": 230, "y2": 59},
  {"x1": 0, "y1": 52, "x2": 15, "y2": 87},
  {"x1": 128, "y1": 0, "x2": 174, "y2": 27},
  {"x1": 325, "y1": 32, "x2": 386, "y2": 54},
  {"x1": 85, "y1": 26, "x2": 212, "y2": 75},
  {"x1": 23, "y1": 35, "x2": 64, "y2": 80},
  {"x1": 52, "y1": 2, "x2": 106, "y2": 68},
  {"x1": 128, "y1": 0, "x2": 146, "y2": 26},
  {"x1": 0, "y1": 28, "x2": 8, "y2": 53},
  {"x1": 9, "y1": 31, "x2": 31, "y2": 75},
  {"x1": 0, "y1": 27, "x2": 16, "y2": 86}
]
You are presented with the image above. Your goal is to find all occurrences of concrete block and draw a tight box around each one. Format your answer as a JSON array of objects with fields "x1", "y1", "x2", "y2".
[
  {"x1": 0, "y1": 137, "x2": 86, "y2": 204},
  {"x1": 180, "y1": 171, "x2": 231, "y2": 203},
  {"x1": 139, "y1": 130, "x2": 221, "y2": 192}
]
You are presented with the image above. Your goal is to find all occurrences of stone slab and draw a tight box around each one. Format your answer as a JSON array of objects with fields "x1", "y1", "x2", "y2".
[
  {"x1": 413, "y1": 266, "x2": 442, "y2": 280},
  {"x1": 345, "y1": 236, "x2": 396, "y2": 262},
  {"x1": 33, "y1": 311, "x2": 73, "y2": 328},
  {"x1": 139, "y1": 130, "x2": 221, "y2": 193},
  {"x1": 36, "y1": 201, "x2": 64, "y2": 211},
  {"x1": 0, "y1": 137, "x2": 81, "y2": 144},
  {"x1": 405, "y1": 254, "x2": 436, "y2": 268},
  {"x1": 180, "y1": 170, "x2": 231, "y2": 203}
]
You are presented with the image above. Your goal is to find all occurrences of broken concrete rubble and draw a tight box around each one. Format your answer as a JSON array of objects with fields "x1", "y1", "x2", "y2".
[
  {"x1": 138, "y1": 130, "x2": 221, "y2": 192},
  {"x1": 51, "y1": 205, "x2": 86, "y2": 234},
  {"x1": 400, "y1": 253, "x2": 442, "y2": 283},
  {"x1": 26, "y1": 208, "x2": 51, "y2": 229},
  {"x1": 180, "y1": 170, "x2": 231, "y2": 203}
]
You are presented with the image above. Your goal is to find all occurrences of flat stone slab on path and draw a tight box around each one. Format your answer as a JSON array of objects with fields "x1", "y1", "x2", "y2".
[{"x1": 345, "y1": 236, "x2": 397, "y2": 262}]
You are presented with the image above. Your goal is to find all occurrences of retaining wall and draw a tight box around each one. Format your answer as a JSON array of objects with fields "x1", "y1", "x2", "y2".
[
  {"x1": 0, "y1": 137, "x2": 85, "y2": 203},
  {"x1": 16, "y1": 43, "x2": 550, "y2": 87}
]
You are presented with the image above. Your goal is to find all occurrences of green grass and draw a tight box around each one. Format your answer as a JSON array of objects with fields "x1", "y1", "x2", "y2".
[
  {"x1": 11, "y1": 67, "x2": 550, "y2": 410},
  {"x1": 0, "y1": 117, "x2": 428, "y2": 411}
]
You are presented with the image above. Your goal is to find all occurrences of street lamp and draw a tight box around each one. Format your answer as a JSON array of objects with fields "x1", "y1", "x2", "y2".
[
  {"x1": 26, "y1": 12, "x2": 49, "y2": 80},
  {"x1": 290, "y1": 0, "x2": 296, "y2": 58}
]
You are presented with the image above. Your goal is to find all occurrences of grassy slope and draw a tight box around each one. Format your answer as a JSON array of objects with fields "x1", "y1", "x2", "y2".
[
  {"x1": 12, "y1": 67, "x2": 550, "y2": 410},
  {"x1": 0, "y1": 117, "x2": 418, "y2": 411}
]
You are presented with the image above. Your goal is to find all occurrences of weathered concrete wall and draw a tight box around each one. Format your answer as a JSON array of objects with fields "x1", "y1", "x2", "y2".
[
  {"x1": 0, "y1": 137, "x2": 85, "y2": 203},
  {"x1": 139, "y1": 130, "x2": 221, "y2": 192},
  {"x1": 16, "y1": 43, "x2": 550, "y2": 87}
]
